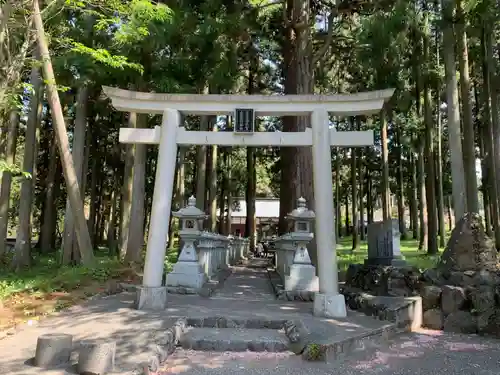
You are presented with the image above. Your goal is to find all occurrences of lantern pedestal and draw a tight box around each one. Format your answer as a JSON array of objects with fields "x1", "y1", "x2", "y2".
[
  {"x1": 285, "y1": 264, "x2": 319, "y2": 292},
  {"x1": 166, "y1": 235, "x2": 206, "y2": 290},
  {"x1": 284, "y1": 241, "x2": 318, "y2": 292}
]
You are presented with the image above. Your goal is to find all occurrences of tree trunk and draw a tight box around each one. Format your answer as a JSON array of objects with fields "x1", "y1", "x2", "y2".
[
  {"x1": 195, "y1": 116, "x2": 209, "y2": 211},
  {"x1": 366, "y1": 166, "x2": 374, "y2": 224},
  {"x1": 423, "y1": 20, "x2": 439, "y2": 255},
  {"x1": 281, "y1": 0, "x2": 316, "y2": 265},
  {"x1": 344, "y1": 192, "x2": 349, "y2": 236},
  {"x1": 208, "y1": 123, "x2": 218, "y2": 232},
  {"x1": 335, "y1": 148, "x2": 342, "y2": 238},
  {"x1": 62, "y1": 85, "x2": 89, "y2": 265},
  {"x1": 455, "y1": 0, "x2": 478, "y2": 213},
  {"x1": 441, "y1": 0, "x2": 467, "y2": 220},
  {"x1": 0, "y1": 111, "x2": 18, "y2": 258},
  {"x1": 107, "y1": 188, "x2": 118, "y2": 256},
  {"x1": 475, "y1": 78, "x2": 492, "y2": 234},
  {"x1": 40, "y1": 130, "x2": 58, "y2": 252},
  {"x1": 481, "y1": 23, "x2": 500, "y2": 247},
  {"x1": 34, "y1": 0, "x2": 94, "y2": 265},
  {"x1": 418, "y1": 142, "x2": 428, "y2": 251},
  {"x1": 245, "y1": 148, "x2": 256, "y2": 246},
  {"x1": 218, "y1": 157, "x2": 226, "y2": 234},
  {"x1": 395, "y1": 122, "x2": 406, "y2": 239},
  {"x1": 434, "y1": 14, "x2": 446, "y2": 248},
  {"x1": 409, "y1": 150, "x2": 419, "y2": 239},
  {"x1": 359, "y1": 146, "x2": 365, "y2": 242},
  {"x1": 120, "y1": 113, "x2": 135, "y2": 258},
  {"x1": 13, "y1": 65, "x2": 42, "y2": 268},
  {"x1": 380, "y1": 109, "x2": 391, "y2": 221},
  {"x1": 176, "y1": 147, "x2": 186, "y2": 209},
  {"x1": 126, "y1": 113, "x2": 147, "y2": 262},
  {"x1": 225, "y1": 148, "x2": 233, "y2": 236},
  {"x1": 436, "y1": 107, "x2": 446, "y2": 248},
  {"x1": 351, "y1": 120, "x2": 359, "y2": 251},
  {"x1": 88, "y1": 147, "x2": 99, "y2": 239}
]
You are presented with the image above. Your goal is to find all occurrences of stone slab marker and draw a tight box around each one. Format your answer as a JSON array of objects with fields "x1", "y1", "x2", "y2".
[
  {"x1": 34, "y1": 333, "x2": 73, "y2": 368},
  {"x1": 365, "y1": 219, "x2": 405, "y2": 266},
  {"x1": 77, "y1": 340, "x2": 116, "y2": 375}
]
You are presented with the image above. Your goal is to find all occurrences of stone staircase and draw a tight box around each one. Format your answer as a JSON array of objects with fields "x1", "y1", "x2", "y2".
[{"x1": 178, "y1": 316, "x2": 290, "y2": 352}]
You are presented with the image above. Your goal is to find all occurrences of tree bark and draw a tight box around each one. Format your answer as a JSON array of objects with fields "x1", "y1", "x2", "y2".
[
  {"x1": 62, "y1": 85, "x2": 89, "y2": 265},
  {"x1": 88, "y1": 145, "x2": 99, "y2": 239},
  {"x1": 359, "y1": 146, "x2": 365, "y2": 241},
  {"x1": 195, "y1": 116, "x2": 209, "y2": 212},
  {"x1": 245, "y1": 147, "x2": 256, "y2": 247},
  {"x1": 208, "y1": 123, "x2": 218, "y2": 232},
  {"x1": 409, "y1": 150, "x2": 419, "y2": 239},
  {"x1": 119, "y1": 113, "x2": 135, "y2": 258},
  {"x1": 351, "y1": 119, "x2": 359, "y2": 251},
  {"x1": 436, "y1": 105, "x2": 446, "y2": 248},
  {"x1": 14, "y1": 65, "x2": 42, "y2": 268},
  {"x1": 423, "y1": 18, "x2": 439, "y2": 255},
  {"x1": 225, "y1": 149, "x2": 233, "y2": 236},
  {"x1": 126, "y1": 113, "x2": 147, "y2": 262},
  {"x1": 418, "y1": 142, "x2": 428, "y2": 251},
  {"x1": 455, "y1": 0, "x2": 479, "y2": 213},
  {"x1": 0, "y1": 111, "x2": 18, "y2": 258},
  {"x1": 481, "y1": 23, "x2": 500, "y2": 248},
  {"x1": 380, "y1": 109, "x2": 390, "y2": 220},
  {"x1": 40, "y1": 130, "x2": 58, "y2": 252},
  {"x1": 34, "y1": 0, "x2": 94, "y2": 264},
  {"x1": 441, "y1": 0, "x2": 467, "y2": 221},
  {"x1": 335, "y1": 148, "x2": 342, "y2": 238},
  {"x1": 395, "y1": 121, "x2": 406, "y2": 239},
  {"x1": 281, "y1": 0, "x2": 316, "y2": 265}
]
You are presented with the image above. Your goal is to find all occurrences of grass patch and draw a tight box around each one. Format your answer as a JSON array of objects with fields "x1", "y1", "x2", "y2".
[
  {"x1": 336, "y1": 236, "x2": 441, "y2": 272},
  {"x1": 0, "y1": 247, "x2": 179, "y2": 331}
]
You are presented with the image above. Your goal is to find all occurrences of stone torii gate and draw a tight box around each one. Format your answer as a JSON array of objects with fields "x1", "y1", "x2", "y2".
[{"x1": 103, "y1": 86, "x2": 394, "y2": 318}]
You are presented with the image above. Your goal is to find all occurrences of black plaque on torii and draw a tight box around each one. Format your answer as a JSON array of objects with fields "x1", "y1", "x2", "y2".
[{"x1": 234, "y1": 108, "x2": 255, "y2": 133}]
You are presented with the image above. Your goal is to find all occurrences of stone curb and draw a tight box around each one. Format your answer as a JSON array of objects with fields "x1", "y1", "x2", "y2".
[
  {"x1": 130, "y1": 317, "x2": 188, "y2": 375},
  {"x1": 282, "y1": 318, "x2": 400, "y2": 362},
  {"x1": 341, "y1": 286, "x2": 422, "y2": 331}
]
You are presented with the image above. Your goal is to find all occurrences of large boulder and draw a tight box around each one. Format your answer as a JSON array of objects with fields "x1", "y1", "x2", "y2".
[
  {"x1": 438, "y1": 213, "x2": 498, "y2": 272},
  {"x1": 441, "y1": 285, "x2": 466, "y2": 315},
  {"x1": 421, "y1": 285, "x2": 442, "y2": 310},
  {"x1": 443, "y1": 311, "x2": 477, "y2": 334},
  {"x1": 423, "y1": 308, "x2": 443, "y2": 330}
]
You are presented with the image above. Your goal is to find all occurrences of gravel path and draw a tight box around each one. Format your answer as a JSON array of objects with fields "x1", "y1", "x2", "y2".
[{"x1": 160, "y1": 329, "x2": 500, "y2": 375}]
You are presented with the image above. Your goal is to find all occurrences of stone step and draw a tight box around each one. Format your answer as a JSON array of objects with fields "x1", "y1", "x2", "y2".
[{"x1": 179, "y1": 327, "x2": 290, "y2": 352}]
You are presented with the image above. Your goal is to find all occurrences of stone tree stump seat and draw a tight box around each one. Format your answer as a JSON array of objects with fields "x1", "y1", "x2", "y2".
[{"x1": 34, "y1": 333, "x2": 73, "y2": 368}]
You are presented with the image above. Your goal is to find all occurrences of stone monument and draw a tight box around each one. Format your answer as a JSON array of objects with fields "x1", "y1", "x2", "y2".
[
  {"x1": 365, "y1": 218, "x2": 405, "y2": 266},
  {"x1": 284, "y1": 197, "x2": 319, "y2": 292},
  {"x1": 166, "y1": 196, "x2": 207, "y2": 291}
]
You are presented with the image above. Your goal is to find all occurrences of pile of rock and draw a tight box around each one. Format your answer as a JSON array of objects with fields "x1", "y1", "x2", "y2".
[
  {"x1": 345, "y1": 263, "x2": 421, "y2": 297},
  {"x1": 420, "y1": 213, "x2": 500, "y2": 334},
  {"x1": 345, "y1": 213, "x2": 500, "y2": 337}
]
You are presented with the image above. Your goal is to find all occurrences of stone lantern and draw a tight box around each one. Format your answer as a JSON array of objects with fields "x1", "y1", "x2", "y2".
[
  {"x1": 166, "y1": 196, "x2": 207, "y2": 291},
  {"x1": 284, "y1": 197, "x2": 319, "y2": 292}
]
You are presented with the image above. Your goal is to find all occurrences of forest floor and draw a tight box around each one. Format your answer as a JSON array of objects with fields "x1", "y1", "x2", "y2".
[{"x1": 0, "y1": 237, "x2": 440, "y2": 333}]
